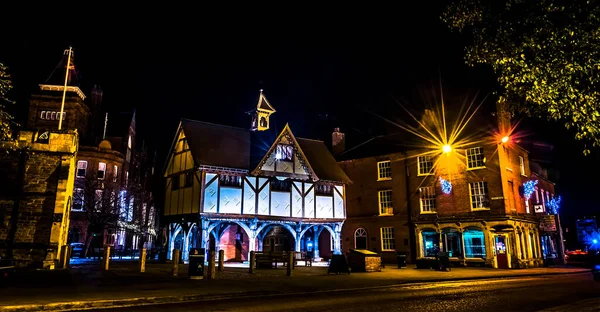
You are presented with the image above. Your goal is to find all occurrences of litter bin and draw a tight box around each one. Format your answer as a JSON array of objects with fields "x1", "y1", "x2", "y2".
[
  {"x1": 188, "y1": 248, "x2": 205, "y2": 279},
  {"x1": 396, "y1": 252, "x2": 407, "y2": 269}
]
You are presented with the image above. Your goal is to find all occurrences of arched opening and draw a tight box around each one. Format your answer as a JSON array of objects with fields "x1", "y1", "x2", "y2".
[
  {"x1": 354, "y1": 228, "x2": 367, "y2": 249},
  {"x1": 441, "y1": 228, "x2": 462, "y2": 258},
  {"x1": 212, "y1": 222, "x2": 251, "y2": 262},
  {"x1": 262, "y1": 225, "x2": 295, "y2": 253},
  {"x1": 463, "y1": 228, "x2": 486, "y2": 259}
]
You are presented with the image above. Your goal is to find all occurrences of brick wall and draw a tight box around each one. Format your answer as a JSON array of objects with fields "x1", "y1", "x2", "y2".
[
  {"x1": 27, "y1": 92, "x2": 89, "y2": 137},
  {"x1": 0, "y1": 130, "x2": 78, "y2": 268}
]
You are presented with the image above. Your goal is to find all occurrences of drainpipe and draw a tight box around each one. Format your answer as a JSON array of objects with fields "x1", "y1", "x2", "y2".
[{"x1": 402, "y1": 151, "x2": 417, "y2": 263}]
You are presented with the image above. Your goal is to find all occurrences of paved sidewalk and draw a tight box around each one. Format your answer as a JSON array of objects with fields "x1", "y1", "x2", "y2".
[{"x1": 0, "y1": 262, "x2": 590, "y2": 312}]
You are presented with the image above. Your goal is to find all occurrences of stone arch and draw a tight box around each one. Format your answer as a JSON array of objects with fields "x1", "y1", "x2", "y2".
[
  {"x1": 168, "y1": 223, "x2": 183, "y2": 260},
  {"x1": 256, "y1": 223, "x2": 297, "y2": 241}
]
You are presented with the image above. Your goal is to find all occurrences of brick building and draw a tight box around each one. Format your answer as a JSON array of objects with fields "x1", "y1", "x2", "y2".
[
  {"x1": 0, "y1": 130, "x2": 78, "y2": 269},
  {"x1": 25, "y1": 48, "x2": 157, "y2": 256},
  {"x1": 338, "y1": 104, "x2": 548, "y2": 269}
]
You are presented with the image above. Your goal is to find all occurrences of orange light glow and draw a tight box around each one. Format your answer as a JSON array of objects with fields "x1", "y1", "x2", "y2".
[
  {"x1": 501, "y1": 136, "x2": 509, "y2": 143},
  {"x1": 442, "y1": 144, "x2": 452, "y2": 154}
]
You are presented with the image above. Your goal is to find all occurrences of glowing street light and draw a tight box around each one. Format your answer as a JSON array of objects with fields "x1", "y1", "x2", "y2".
[
  {"x1": 442, "y1": 144, "x2": 452, "y2": 154},
  {"x1": 501, "y1": 136, "x2": 510, "y2": 143}
]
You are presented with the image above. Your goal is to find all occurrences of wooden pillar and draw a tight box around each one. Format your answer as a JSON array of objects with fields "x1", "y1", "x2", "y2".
[
  {"x1": 172, "y1": 249, "x2": 180, "y2": 276},
  {"x1": 287, "y1": 251, "x2": 294, "y2": 276},
  {"x1": 140, "y1": 248, "x2": 147, "y2": 273},
  {"x1": 207, "y1": 250, "x2": 216, "y2": 280},
  {"x1": 249, "y1": 251, "x2": 256, "y2": 274},
  {"x1": 103, "y1": 245, "x2": 111, "y2": 271},
  {"x1": 218, "y1": 249, "x2": 224, "y2": 272}
]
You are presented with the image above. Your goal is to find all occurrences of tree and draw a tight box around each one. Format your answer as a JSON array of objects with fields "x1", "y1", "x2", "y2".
[
  {"x1": 0, "y1": 62, "x2": 19, "y2": 142},
  {"x1": 442, "y1": 0, "x2": 600, "y2": 154}
]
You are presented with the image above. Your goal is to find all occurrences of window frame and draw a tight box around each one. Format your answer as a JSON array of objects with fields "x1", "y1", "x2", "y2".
[
  {"x1": 113, "y1": 165, "x2": 118, "y2": 182},
  {"x1": 419, "y1": 186, "x2": 437, "y2": 214},
  {"x1": 380, "y1": 227, "x2": 396, "y2": 251},
  {"x1": 378, "y1": 190, "x2": 393, "y2": 215},
  {"x1": 469, "y1": 181, "x2": 490, "y2": 210},
  {"x1": 417, "y1": 155, "x2": 434, "y2": 176},
  {"x1": 97, "y1": 162, "x2": 106, "y2": 180},
  {"x1": 519, "y1": 156, "x2": 526, "y2": 176},
  {"x1": 354, "y1": 228, "x2": 368, "y2": 249},
  {"x1": 466, "y1": 147, "x2": 485, "y2": 170},
  {"x1": 76, "y1": 160, "x2": 87, "y2": 178},
  {"x1": 377, "y1": 160, "x2": 392, "y2": 181}
]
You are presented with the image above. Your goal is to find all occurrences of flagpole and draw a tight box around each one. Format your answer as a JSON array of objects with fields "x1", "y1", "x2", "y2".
[
  {"x1": 58, "y1": 46, "x2": 73, "y2": 131},
  {"x1": 103, "y1": 112, "x2": 108, "y2": 139}
]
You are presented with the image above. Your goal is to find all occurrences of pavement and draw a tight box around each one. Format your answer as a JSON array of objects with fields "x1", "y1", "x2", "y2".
[{"x1": 0, "y1": 260, "x2": 591, "y2": 312}]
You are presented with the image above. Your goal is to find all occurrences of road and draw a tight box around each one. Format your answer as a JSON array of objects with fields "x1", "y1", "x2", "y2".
[{"x1": 97, "y1": 273, "x2": 600, "y2": 312}]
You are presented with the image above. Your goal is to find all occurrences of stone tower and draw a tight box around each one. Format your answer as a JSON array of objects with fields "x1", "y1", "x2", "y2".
[{"x1": 27, "y1": 48, "x2": 90, "y2": 138}]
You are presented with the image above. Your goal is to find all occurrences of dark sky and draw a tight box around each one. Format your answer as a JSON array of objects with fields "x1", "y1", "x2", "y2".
[{"x1": 1, "y1": 5, "x2": 598, "y2": 224}]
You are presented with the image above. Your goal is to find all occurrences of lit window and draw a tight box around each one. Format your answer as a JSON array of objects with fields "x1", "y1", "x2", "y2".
[
  {"x1": 113, "y1": 165, "x2": 118, "y2": 182},
  {"x1": 380, "y1": 227, "x2": 395, "y2": 251},
  {"x1": 73, "y1": 188, "x2": 84, "y2": 211},
  {"x1": 417, "y1": 156, "x2": 434, "y2": 175},
  {"x1": 61, "y1": 112, "x2": 66, "y2": 120},
  {"x1": 469, "y1": 181, "x2": 489, "y2": 209},
  {"x1": 275, "y1": 144, "x2": 293, "y2": 161},
  {"x1": 519, "y1": 156, "x2": 526, "y2": 176},
  {"x1": 419, "y1": 186, "x2": 436, "y2": 213},
  {"x1": 76, "y1": 160, "x2": 87, "y2": 178},
  {"x1": 50, "y1": 112, "x2": 56, "y2": 120},
  {"x1": 125, "y1": 172, "x2": 129, "y2": 187},
  {"x1": 378, "y1": 190, "x2": 393, "y2": 215},
  {"x1": 525, "y1": 198, "x2": 530, "y2": 213},
  {"x1": 466, "y1": 147, "x2": 485, "y2": 169},
  {"x1": 98, "y1": 162, "x2": 106, "y2": 180},
  {"x1": 95, "y1": 189, "x2": 104, "y2": 211},
  {"x1": 128, "y1": 135, "x2": 132, "y2": 149},
  {"x1": 377, "y1": 161, "x2": 391, "y2": 180},
  {"x1": 40, "y1": 111, "x2": 46, "y2": 120}
]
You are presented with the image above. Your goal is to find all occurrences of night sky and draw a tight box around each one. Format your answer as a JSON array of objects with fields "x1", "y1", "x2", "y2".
[{"x1": 1, "y1": 5, "x2": 598, "y2": 227}]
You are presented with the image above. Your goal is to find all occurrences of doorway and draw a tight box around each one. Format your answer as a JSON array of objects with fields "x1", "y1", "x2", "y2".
[{"x1": 495, "y1": 236, "x2": 509, "y2": 269}]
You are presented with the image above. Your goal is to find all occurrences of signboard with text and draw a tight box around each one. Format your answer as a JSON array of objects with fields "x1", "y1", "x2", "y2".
[{"x1": 540, "y1": 215, "x2": 557, "y2": 232}]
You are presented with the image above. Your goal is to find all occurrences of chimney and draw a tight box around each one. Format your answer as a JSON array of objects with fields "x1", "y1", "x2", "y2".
[
  {"x1": 496, "y1": 99, "x2": 512, "y2": 137},
  {"x1": 332, "y1": 127, "x2": 345, "y2": 156}
]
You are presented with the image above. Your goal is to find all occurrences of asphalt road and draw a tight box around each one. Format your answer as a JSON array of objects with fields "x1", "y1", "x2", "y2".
[{"x1": 97, "y1": 273, "x2": 600, "y2": 312}]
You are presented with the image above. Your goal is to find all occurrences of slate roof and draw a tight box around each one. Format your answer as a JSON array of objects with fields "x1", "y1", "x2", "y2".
[
  {"x1": 176, "y1": 118, "x2": 350, "y2": 183},
  {"x1": 297, "y1": 138, "x2": 351, "y2": 184},
  {"x1": 337, "y1": 132, "x2": 410, "y2": 161},
  {"x1": 181, "y1": 119, "x2": 251, "y2": 170}
]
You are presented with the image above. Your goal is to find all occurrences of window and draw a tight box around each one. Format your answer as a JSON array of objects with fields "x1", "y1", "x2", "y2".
[
  {"x1": 525, "y1": 198, "x2": 530, "y2": 213},
  {"x1": 40, "y1": 111, "x2": 46, "y2": 119},
  {"x1": 355, "y1": 228, "x2": 368, "y2": 249},
  {"x1": 275, "y1": 144, "x2": 293, "y2": 161},
  {"x1": 377, "y1": 161, "x2": 391, "y2": 180},
  {"x1": 172, "y1": 175, "x2": 180, "y2": 190},
  {"x1": 185, "y1": 172, "x2": 194, "y2": 187},
  {"x1": 469, "y1": 181, "x2": 489, "y2": 209},
  {"x1": 519, "y1": 156, "x2": 526, "y2": 176},
  {"x1": 73, "y1": 188, "x2": 84, "y2": 211},
  {"x1": 95, "y1": 189, "x2": 104, "y2": 211},
  {"x1": 378, "y1": 190, "x2": 393, "y2": 215},
  {"x1": 50, "y1": 112, "x2": 56, "y2": 120},
  {"x1": 113, "y1": 165, "x2": 118, "y2": 182},
  {"x1": 464, "y1": 229, "x2": 486, "y2": 258},
  {"x1": 417, "y1": 156, "x2": 434, "y2": 175},
  {"x1": 419, "y1": 186, "x2": 436, "y2": 213},
  {"x1": 97, "y1": 162, "x2": 106, "y2": 180},
  {"x1": 466, "y1": 147, "x2": 485, "y2": 169},
  {"x1": 380, "y1": 227, "x2": 395, "y2": 251},
  {"x1": 76, "y1": 160, "x2": 87, "y2": 178},
  {"x1": 125, "y1": 172, "x2": 129, "y2": 187},
  {"x1": 314, "y1": 183, "x2": 333, "y2": 195},
  {"x1": 127, "y1": 135, "x2": 132, "y2": 149}
]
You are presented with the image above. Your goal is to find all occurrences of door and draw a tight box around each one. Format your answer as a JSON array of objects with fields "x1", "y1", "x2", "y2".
[{"x1": 495, "y1": 236, "x2": 509, "y2": 269}]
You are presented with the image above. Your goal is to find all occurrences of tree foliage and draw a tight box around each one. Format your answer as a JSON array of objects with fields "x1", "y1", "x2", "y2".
[
  {"x1": 0, "y1": 62, "x2": 19, "y2": 142},
  {"x1": 442, "y1": 0, "x2": 600, "y2": 154}
]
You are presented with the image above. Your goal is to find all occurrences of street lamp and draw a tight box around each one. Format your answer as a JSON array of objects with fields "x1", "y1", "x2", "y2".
[
  {"x1": 501, "y1": 136, "x2": 509, "y2": 143},
  {"x1": 442, "y1": 144, "x2": 452, "y2": 154}
]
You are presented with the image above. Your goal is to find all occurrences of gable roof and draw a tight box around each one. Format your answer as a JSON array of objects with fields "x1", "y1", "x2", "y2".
[
  {"x1": 181, "y1": 119, "x2": 251, "y2": 170},
  {"x1": 257, "y1": 91, "x2": 276, "y2": 112},
  {"x1": 296, "y1": 138, "x2": 351, "y2": 184},
  {"x1": 165, "y1": 119, "x2": 350, "y2": 184}
]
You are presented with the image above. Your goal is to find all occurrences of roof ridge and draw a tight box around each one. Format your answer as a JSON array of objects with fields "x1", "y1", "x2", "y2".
[
  {"x1": 296, "y1": 137, "x2": 324, "y2": 143},
  {"x1": 180, "y1": 118, "x2": 248, "y2": 131}
]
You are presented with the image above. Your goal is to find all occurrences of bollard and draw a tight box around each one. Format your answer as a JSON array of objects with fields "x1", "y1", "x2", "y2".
[
  {"x1": 287, "y1": 251, "x2": 294, "y2": 276},
  {"x1": 218, "y1": 249, "x2": 224, "y2": 272},
  {"x1": 172, "y1": 249, "x2": 180, "y2": 276},
  {"x1": 103, "y1": 245, "x2": 111, "y2": 271},
  {"x1": 207, "y1": 250, "x2": 216, "y2": 280},
  {"x1": 140, "y1": 248, "x2": 147, "y2": 273},
  {"x1": 249, "y1": 251, "x2": 256, "y2": 274}
]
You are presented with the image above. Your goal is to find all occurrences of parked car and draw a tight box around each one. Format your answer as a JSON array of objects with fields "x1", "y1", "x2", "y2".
[{"x1": 71, "y1": 242, "x2": 85, "y2": 258}]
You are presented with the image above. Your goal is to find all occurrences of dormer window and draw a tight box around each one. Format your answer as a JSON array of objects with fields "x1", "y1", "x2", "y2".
[{"x1": 275, "y1": 144, "x2": 293, "y2": 161}]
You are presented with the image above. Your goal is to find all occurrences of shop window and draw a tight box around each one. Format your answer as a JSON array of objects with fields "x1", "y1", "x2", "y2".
[
  {"x1": 441, "y1": 229, "x2": 462, "y2": 258},
  {"x1": 464, "y1": 229, "x2": 486, "y2": 258},
  {"x1": 422, "y1": 230, "x2": 439, "y2": 257}
]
